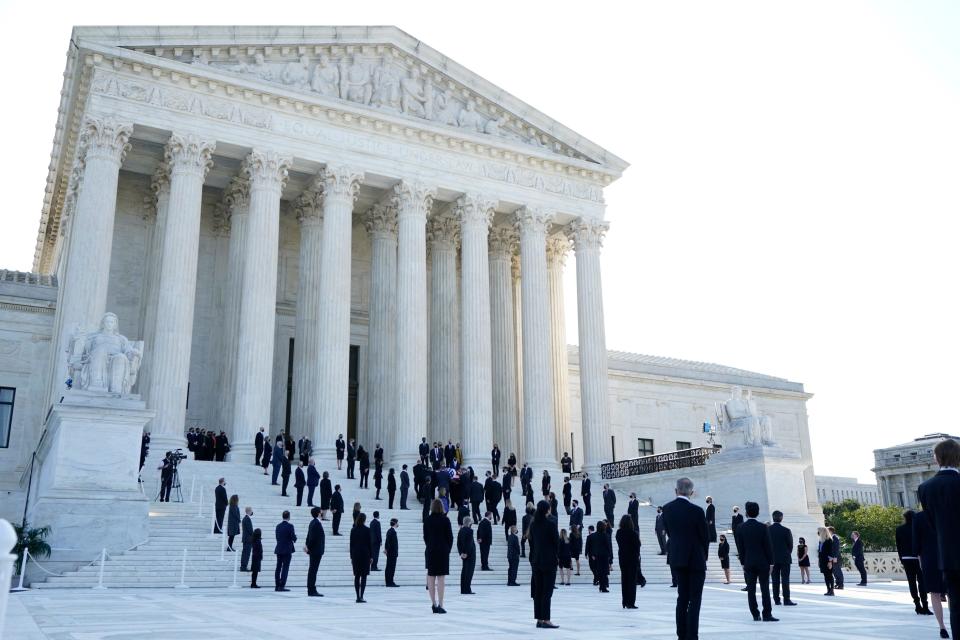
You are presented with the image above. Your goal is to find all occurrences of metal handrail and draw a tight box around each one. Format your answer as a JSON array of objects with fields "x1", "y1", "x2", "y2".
[{"x1": 599, "y1": 446, "x2": 721, "y2": 480}]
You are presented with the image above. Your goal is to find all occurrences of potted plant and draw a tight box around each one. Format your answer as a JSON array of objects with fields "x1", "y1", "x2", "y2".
[{"x1": 13, "y1": 523, "x2": 52, "y2": 584}]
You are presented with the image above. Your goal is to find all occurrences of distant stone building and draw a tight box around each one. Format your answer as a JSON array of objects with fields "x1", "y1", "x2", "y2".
[
  {"x1": 815, "y1": 475, "x2": 880, "y2": 505},
  {"x1": 872, "y1": 433, "x2": 960, "y2": 509}
]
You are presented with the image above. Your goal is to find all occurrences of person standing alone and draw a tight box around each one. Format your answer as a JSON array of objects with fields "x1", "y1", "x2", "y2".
[
  {"x1": 662, "y1": 478, "x2": 708, "y2": 640},
  {"x1": 305, "y1": 506, "x2": 325, "y2": 597},
  {"x1": 274, "y1": 510, "x2": 297, "y2": 592},
  {"x1": 769, "y1": 510, "x2": 796, "y2": 606}
]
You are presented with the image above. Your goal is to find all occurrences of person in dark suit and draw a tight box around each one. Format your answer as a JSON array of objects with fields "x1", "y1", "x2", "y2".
[
  {"x1": 294, "y1": 462, "x2": 306, "y2": 506},
  {"x1": 457, "y1": 499, "x2": 470, "y2": 526},
  {"x1": 580, "y1": 473, "x2": 592, "y2": 516},
  {"x1": 254, "y1": 427, "x2": 265, "y2": 465},
  {"x1": 560, "y1": 452, "x2": 573, "y2": 475},
  {"x1": 470, "y1": 477, "x2": 484, "y2": 522},
  {"x1": 358, "y1": 446, "x2": 371, "y2": 488},
  {"x1": 491, "y1": 445, "x2": 502, "y2": 475},
  {"x1": 418, "y1": 437, "x2": 430, "y2": 466},
  {"x1": 502, "y1": 499, "x2": 518, "y2": 542},
  {"x1": 226, "y1": 494, "x2": 241, "y2": 551},
  {"x1": 399, "y1": 464, "x2": 411, "y2": 509},
  {"x1": 384, "y1": 518, "x2": 399, "y2": 587},
  {"x1": 240, "y1": 507, "x2": 254, "y2": 571},
  {"x1": 478, "y1": 512, "x2": 494, "y2": 570},
  {"x1": 521, "y1": 502, "x2": 535, "y2": 558},
  {"x1": 828, "y1": 526, "x2": 844, "y2": 589},
  {"x1": 305, "y1": 506, "x2": 325, "y2": 597},
  {"x1": 505, "y1": 524, "x2": 521, "y2": 586},
  {"x1": 705, "y1": 497, "x2": 717, "y2": 544},
  {"x1": 306, "y1": 459, "x2": 320, "y2": 507},
  {"x1": 458, "y1": 517, "x2": 477, "y2": 594},
  {"x1": 569, "y1": 500, "x2": 584, "y2": 530},
  {"x1": 331, "y1": 485, "x2": 345, "y2": 535},
  {"x1": 444, "y1": 440, "x2": 456, "y2": 468},
  {"x1": 387, "y1": 468, "x2": 397, "y2": 509},
  {"x1": 602, "y1": 483, "x2": 616, "y2": 524},
  {"x1": 589, "y1": 520, "x2": 612, "y2": 592},
  {"x1": 768, "y1": 510, "x2": 796, "y2": 606},
  {"x1": 271, "y1": 438, "x2": 284, "y2": 485},
  {"x1": 738, "y1": 501, "x2": 777, "y2": 621},
  {"x1": 280, "y1": 455, "x2": 291, "y2": 497},
  {"x1": 731, "y1": 505, "x2": 744, "y2": 560},
  {"x1": 851, "y1": 531, "x2": 867, "y2": 586},
  {"x1": 423, "y1": 498, "x2": 454, "y2": 614},
  {"x1": 347, "y1": 440, "x2": 357, "y2": 479},
  {"x1": 430, "y1": 443, "x2": 443, "y2": 470},
  {"x1": 562, "y1": 478, "x2": 573, "y2": 515},
  {"x1": 913, "y1": 509, "x2": 950, "y2": 637},
  {"x1": 250, "y1": 528, "x2": 263, "y2": 588},
  {"x1": 319, "y1": 471, "x2": 332, "y2": 519},
  {"x1": 627, "y1": 493, "x2": 640, "y2": 532},
  {"x1": 158, "y1": 451, "x2": 174, "y2": 502},
  {"x1": 616, "y1": 515, "x2": 641, "y2": 609},
  {"x1": 373, "y1": 443, "x2": 384, "y2": 475},
  {"x1": 919, "y1": 438, "x2": 960, "y2": 640},
  {"x1": 541, "y1": 470, "x2": 551, "y2": 497},
  {"x1": 335, "y1": 434, "x2": 346, "y2": 470},
  {"x1": 213, "y1": 478, "x2": 228, "y2": 534},
  {"x1": 662, "y1": 477, "x2": 708, "y2": 640},
  {"x1": 718, "y1": 534, "x2": 731, "y2": 583},
  {"x1": 897, "y1": 509, "x2": 932, "y2": 614},
  {"x1": 350, "y1": 512, "x2": 372, "y2": 603},
  {"x1": 655, "y1": 505, "x2": 667, "y2": 554},
  {"x1": 817, "y1": 526, "x2": 836, "y2": 596},
  {"x1": 528, "y1": 500, "x2": 560, "y2": 628},
  {"x1": 274, "y1": 510, "x2": 297, "y2": 591},
  {"x1": 369, "y1": 511, "x2": 383, "y2": 571}
]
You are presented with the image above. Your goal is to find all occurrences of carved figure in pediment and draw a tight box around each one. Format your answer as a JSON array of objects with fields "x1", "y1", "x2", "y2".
[
  {"x1": 457, "y1": 99, "x2": 486, "y2": 133},
  {"x1": 371, "y1": 59, "x2": 401, "y2": 111},
  {"x1": 310, "y1": 55, "x2": 340, "y2": 97},
  {"x1": 281, "y1": 55, "x2": 311, "y2": 90},
  {"x1": 340, "y1": 56, "x2": 372, "y2": 105},
  {"x1": 525, "y1": 126, "x2": 547, "y2": 148},
  {"x1": 237, "y1": 53, "x2": 274, "y2": 82},
  {"x1": 67, "y1": 312, "x2": 143, "y2": 396},
  {"x1": 191, "y1": 52, "x2": 210, "y2": 65},
  {"x1": 485, "y1": 114, "x2": 520, "y2": 139},
  {"x1": 432, "y1": 89, "x2": 461, "y2": 126},
  {"x1": 400, "y1": 67, "x2": 431, "y2": 118}
]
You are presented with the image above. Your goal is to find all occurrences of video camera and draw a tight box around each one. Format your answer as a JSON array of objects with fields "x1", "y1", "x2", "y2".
[{"x1": 168, "y1": 449, "x2": 188, "y2": 463}]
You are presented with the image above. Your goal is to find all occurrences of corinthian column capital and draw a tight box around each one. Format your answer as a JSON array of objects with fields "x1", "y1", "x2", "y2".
[
  {"x1": 455, "y1": 193, "x2": 496, "y2": 229},
  {"x1": 242, "y1": 149, "x2": 291, "y2": 191},
  {"x1": 224, "y1": 176, "x2": 251, "y2": 213},
  {"x1": 488, "y1": 226, "x2": 519, "y2": 257},
  {"x1": 514, "y1": 206, "x2": 554, "y2": 235},
  {"x1": 427, "y1": 215, "x2": 460, "y2": 252},
  {"x1": 363, "y1": 198, "x2": 398, "y2": 237},
  {"x1": 566, "y1": 218, "x2": 610, "y2": 252},
  {"x1": 546, "y1": 233, "x2": 572, "y2": 266},
  {"x1": 294, "y1": 188, "x2": 324, "y2": 226},
  {"x1": 322, "y1": 165, "x2": 364, "y2": 202},
  {"x1": 143, "y1": 161, "x2": 171, "y2": 222},
  {"x1": 395, "y1": 181, "x2": 436, "y2": 220},
  {"x1": 80, "y1": 116, "x2": 133, "y2": 165},
  {"x1": 166, "y1": 133, "x2": 216, "y2": 177}
]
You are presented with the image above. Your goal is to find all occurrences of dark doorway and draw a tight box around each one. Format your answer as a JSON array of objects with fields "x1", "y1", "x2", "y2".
[
  {"x1": 284, "y1": 338, "x2": 294, "y2": 436},
  {"x1": 347, "y1": 345, "x2": 359, "y2": 443}
]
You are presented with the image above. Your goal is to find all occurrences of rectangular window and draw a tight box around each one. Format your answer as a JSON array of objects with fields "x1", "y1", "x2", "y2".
[
  {"x1": 0, "y1": 387, "x2": 14, "y2": 448},
  {"x1": 638, "y1": 438, "x2": 654, "y2": 457},
  {"x1": 675, "y1": 441, "x2": 691, "y2": 451}
]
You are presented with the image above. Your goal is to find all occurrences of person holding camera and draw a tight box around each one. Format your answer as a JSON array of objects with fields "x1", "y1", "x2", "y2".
[{"x1": 158, "y1": 451, "x2": 174, "y2": 502}]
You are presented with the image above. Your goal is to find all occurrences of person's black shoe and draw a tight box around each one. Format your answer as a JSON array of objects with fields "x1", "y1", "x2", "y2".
[
  {"x1": 462, "y1": 591, "x2": 476, "y2": 595},
  {"x1": 386, "y1": 583, "x2": 400, "y2": 587},
  {"x1": 774, "y1": 599, "x2": 781, "y2": 605},
  {"x1": 857, "y1": 582, "x2": 867, "y2": 586},
  {"x1": 508, "y1": 582, "x2": 520, "y2": 586},
  {"x1": 308, "y1": 592, "x2": 323, "y2": 597},
  {"x1": 835, "y1": 586, "x2": 843, "y2": 590},
  {"x1": 921, "y1": 609, "x2": 935, "y2": 616},
  {"x1": 741, "y1": 586, "x2": 749, "y2": 592},
  {"x1": 624, "y1": 605, "x2": 638, "y2": 609},
  {"x1": 825, "y1": 590, "x2": 834, "y2": 596},
  {"x1": 356, "y1": 598, "x2": 366, "y2": 603},
  {"x1": 540, "y1": 622, "x2": 559, "y2": 629},
  {"x1": 435, "y1": 606, "x2": 447, "y2": 614},
  {"x1": 333, "y1": 533, "x2": 343, "y2": 536},
  {"x1": 939, "y1": 629, "x2": 949, "y2": 639},
  {"x1": 279, "y1": 588, "x2": 290, "y2": 592},
  {"x1": 762, "y1": 616, "x2": 779, "y2": 622},
  {"x1": 481, "y1": 567, "x2": 492, "y2": 571},
  {"x1": 250, "y1": 584, "x2": 260, "y2": 588},
  {"x1": 670, "y1": 584, "x2": 677, "y2": 588},
  {"x1": 752, "y1": 615, "x2": 761, "y2": 621},
  {"x1": 783, "y1": 600, "x2": 797, "y2": 606}
]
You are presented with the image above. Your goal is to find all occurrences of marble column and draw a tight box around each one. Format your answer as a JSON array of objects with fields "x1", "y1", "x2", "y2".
[
  {"x1": 547, "y1": 234, "x2": 572, "y2": 466},
  {"x1": 52, "y1": 116, "x2": 133, "y2": 398},
  {"x1": 515, "y1": 207, "x2": 557, "y2": 471},
  {"x1": 394, "y1": 181, "x2": 435, "y2": 463},
  {"x1": 489, "y1": 226, "x2": 519, "y2": 458},
  {"x1": 137, "y1": 163, "x2": 171, "y2": 401},
  {"x1": 313, "y1": 166, "x2": 363, "y2": 460},
  {"x1": 290, "y1": 184, "x2": 324, "y2": 444},
  {"x1": 512, "y1": 254, "x2": 524, "y2": 462},
  {"x1": 148, "y1": 133, "x2": 216, "y2": 453},
  {"x1": 217, "y1": 178, "x2": 250, "y2": 444},
  {"x1": 364, "y1": 199, "x2": 398, "y2": 456},
  {"x1": 231, "y1": 150, "x2": 291, "y2": 460},
  {"x1": 457, "y1": 194, "x2": 495, "y2": 470},
  {"x1": 567, "y1": 218, "x2": 612, "y2": 475},
  {"x1": 427, "y1": 215, "x2": 460, "y2": 445}
]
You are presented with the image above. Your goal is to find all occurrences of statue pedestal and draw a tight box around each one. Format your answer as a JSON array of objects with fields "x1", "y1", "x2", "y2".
[{"x1": 26, "y1": 392, "x2": 154, "y2": 582}]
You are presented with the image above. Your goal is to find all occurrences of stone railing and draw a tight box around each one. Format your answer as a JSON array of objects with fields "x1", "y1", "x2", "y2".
[
  {"x1": 861, "y1": 552, "x2": 905, "y2": 578},
  {"x1": 599, "y1": 446, "x2": 721, "y2": 480},
  {"x1": 0, "y1": 270, "x2": 57, "y2": 287}
]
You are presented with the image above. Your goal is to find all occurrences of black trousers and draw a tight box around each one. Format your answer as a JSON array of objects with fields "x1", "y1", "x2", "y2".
[
  {"x1": 400, "y1": 487, "x2": 408, "y2": 509},
  {"x1": 214, "y1": 506, "x2": 225, "y2": 533},
  {"x1": 296, "y1": 485, "x2": 304, "y2": 506},
  {"x1": 332, "y1": 511, "x2": 342, "y2": 535},
  {"x1": 582, "y1": 495, "x2": 591, "y2": 515},
  {"x1": 745, "y1": 566, "x2": 772, "y2": 618},
  {"x1": 902, "y1": 559, "x2": 928, "y2": 609},
  {"x1": 281, "y1": 474, "x2": 289, "y2": 496},
  {"x1": 563, "y1": 497, "x2": 571, "y2": 514},
  {"x1": 832, "y1": 559, "x2": 844, "y2": 587},
  {"x1": 241, "y1": 542, "x2": 251, "y2": 570},
  {"x1": 657, "y1": 531, "x2": 667, "y2": 554},
  {"x1": 945, "y1": 569, "x2": 960, "y2": 640},
  {"x1": 255, "y1": 445, "x2": 262, "y2": 465},
  {"x1": 360, "y1": 469, "x2": 369, "y2": 488},
  {"x1": 854, "y1": 556, "x2": 867, "y2": 584},
  {"x1": 604, "y1": 506, "x2": 615, "y2": 523},
  {"x1": 307, "y1": 485, "x2": 316, "y2": 506},
  {"x1": 532, "y1": 566, "x2": 557, "y2": 620},
  {"x1": 480, "y1": 544, "x2": 491, "y2": 569},
  {"x1": 521, "y1": 533, "x2": 528, "y2": 556},
  {"x1": 461, "y1": 555, "x2": 475, "y2": 593},
  {"x1": 385, "y1": 554, "x2": 397, "y2": 585},
  {"x1": 620, "y1": 561, "x2": 638, "y2": 606},
  {"x1": 673, "y1": 566, "x2": 705, "y2": 640},
  {"x1": 371, "y1": 544, "x2": 381, "y2": 570},
  {"x1": 772, "y1": 563, "x2": 791, "y2": 602},
  {"x1": 388, "y1": 490, "x2": 396, "y2": 509},
  {"x1": 307, "y1": 554, "x2": 321, "y2": 593},
  {"x1": 508, "y1": 558, "x2": 519, "y2": 584},
  {"x1": 821, "y1": 566, "x2": 835, "y2": 592},
  {"x1": 347, "y1": 459, "x2": 355, "y2": 478},
  {"x1": 274, "y1": 553, "x2": 291, "y2": 589},
  {"x1": 471, "y1": 500, "x2": 482, "y2": 522},
  {"x1": 159, "y1": 477, "x2": 173, "y2": 502}
]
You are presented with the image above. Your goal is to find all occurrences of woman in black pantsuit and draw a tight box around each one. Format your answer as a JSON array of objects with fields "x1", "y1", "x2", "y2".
[
  {"x1": 528, "y1": 500, "x2": 560, "y2": 629},
  {"x1": 226, "y1": 494, "x2": 241, "y2": 551},
  {"x1": 817, "y1": 526, "x2": 836, "y2": 596},
  {"x1": 615, "y1": 515, "x2": 640, "y2": 609},
  {"x1": 423, "y1": 499, "x2": 453, "y2": 613},
  {"x1": 350, "y1": 512, "x2": 372, "y2": 602}
]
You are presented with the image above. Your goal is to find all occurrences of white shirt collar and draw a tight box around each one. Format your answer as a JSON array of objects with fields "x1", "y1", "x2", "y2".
[
  {"x1": 941, "y1": 467, "x2": 960, "y2": 473},
  {"x1": 676, "y1": 495, "x2": 692, "y2": 503}
]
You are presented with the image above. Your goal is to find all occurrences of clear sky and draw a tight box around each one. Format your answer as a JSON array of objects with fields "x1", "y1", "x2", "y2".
[{"x1": 2, "y1": 1, "x2": 958, "y2": 483}]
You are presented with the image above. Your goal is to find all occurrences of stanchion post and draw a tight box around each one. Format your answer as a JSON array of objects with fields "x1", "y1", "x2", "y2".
[
  {"x1": 92, "y1": 548, "x2": 107, "y2": 590},
  {"x1": 189, "y1": 476, "x2": 196, "y2": 504},
  {"x1": 196, "y1": 490, "x2": 204, "y2": 518},
  {"x1": 209, "y1": 503, "x2": 218, "y2": 539},
  {"x1": 219, "y1": 525, "x2": 226, "y2": 561},
  {"x1": 10, "y1": 549, "x2": 29, "y2": 592},
  {"x1": 175, "y1": 548, "x2": 189, "y2": 589},
  {"x1": 0, "y1": 519, "x2": 17, "y2": 636},
  {"x1": 228, "y1": 542, "x2": 240, "y2": 589}
]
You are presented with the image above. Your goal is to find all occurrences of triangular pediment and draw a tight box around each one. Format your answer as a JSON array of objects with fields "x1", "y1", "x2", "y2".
[{"x1": 72, "y1": 26, "x2": 628, "y2": 172}]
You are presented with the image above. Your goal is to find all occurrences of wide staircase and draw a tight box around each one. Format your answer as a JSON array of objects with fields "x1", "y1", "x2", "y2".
[{"x1": 34, "y1": 456, "x2": 742, "y2": 589}]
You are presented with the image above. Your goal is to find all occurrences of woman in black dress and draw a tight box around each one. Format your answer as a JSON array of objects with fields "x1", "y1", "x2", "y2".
[
  {"x1": 249, "y1": 528, "x2": 263, "y2": 588},
  {"x1": 557, "y1": 529, "x2": 573, "y2": 586},
  {"x1": 541, "y1": 470, "x2": 551, "y2": 497},
  {"x1": 226, "y1": 494, "x2": 241, "y2": 551},
  {"x1": 797, "y1": 536, "x2": 811, "y2": 584},
  {"x1": 502, "y1": 500, "x2": 518, "y2": 542},
  {"x1": 569, "y1": 525, "x2": 583, "y2": 576},
  {"x1": 349, "y1": 512, "x2": 372, "y2": 602},
  {"x1": 817, "y1": 526, "x2": 835, "y2": 596},
  {"x1": 705, "y1": 496, "x2": 717, "y2": 544},
  {"x1": 319, "y1": 471, "x2": 332, "y2": 519},
  {"x1": 260, "y1": 438, "x2": 271, "y2": 474},
  {"x1": 615, "y1": 515, "x2": 640, "y2": 609},
  {"x1": 423, "y1": 498, "x2": 453, "y2": 614},
  {"x1": 528, "y1": 500, "x2": 560, "y2": 629},
  {"x1": 718, "y1": 534, "x2": 731, "y2": 584},
  {"x1": 914, "y1": 510, "x2": 949, "y2": 638}
]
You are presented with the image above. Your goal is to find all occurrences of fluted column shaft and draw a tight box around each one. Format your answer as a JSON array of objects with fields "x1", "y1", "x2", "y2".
[
  {"x1": 217, "y1": 179, "x2": 249, "y2": 444},
  {"x1": 138, "y1": 165, "x2": 171, "y2": 401},
  {"x1": 364, "y1": 201, "x2": 398, "y2": 455},
  {"x1": 232, "y1": 151, "x2": 291, "y2": 459},
  {"x1": 489, "y1": 228, "x2": 519, "y2": 458},
  {"x1": 516, "y1": 207, "x2": 557, "y2": 470},
  {"x1": 148, "y1": 134, "x2": 215, "y2": 450},
  {"x1": 291, "y1": 187, "x2": 324, "y2": 443},
  {"x1": 568, "y1": 219, "x2": 612, "y2": 475},
  {"x1": 512, "y1": 255, "x2": 524, "y2": 462},
  {"x1": 547, "y1": 235, "x2": 572, "y2": 466},
  {"x1": 313, "y1": 166, "x2": 363, "y2": 460},
  {"x1": 52, "y1": 117, "x2": 132, "y2": 398},
  {"x1": 428, "y1": 216, "x2": 460, "y2": 445},
  {"x1": 394, "y1": 181, "x2": 435, "y2": 463},
  {"x1": 458, "y1": 195, "x2": 495, "y2": 470}
]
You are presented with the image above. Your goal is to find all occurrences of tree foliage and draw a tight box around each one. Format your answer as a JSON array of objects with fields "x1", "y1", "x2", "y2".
[
  {"x1": 12, "y1": 522, "x2": 52, "y2": 575},
  {"x1": 822, "y1": 500, "x2": 900, "y2": 551}
]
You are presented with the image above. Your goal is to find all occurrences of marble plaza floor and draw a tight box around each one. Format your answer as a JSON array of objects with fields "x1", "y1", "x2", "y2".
[{"x1": 7, "y1": 580, "x2": 946, "y2": 639}]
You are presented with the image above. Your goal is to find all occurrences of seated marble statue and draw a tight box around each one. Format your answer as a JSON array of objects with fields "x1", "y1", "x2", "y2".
[
  {"x1": 68, "y1": 312, "x2": 143, "y2": 395},
  {"x1": 718, "y1": 385, "x2": 775, "y2": 448}
]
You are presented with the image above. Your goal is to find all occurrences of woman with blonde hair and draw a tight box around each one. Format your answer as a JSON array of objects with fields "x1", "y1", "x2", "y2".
[
  {"x1": 557, "y1": 528, "x2": 572, "y2": 586},
  {"x1": 817, "y1": 526, "x2": 836, "y2": 596}
]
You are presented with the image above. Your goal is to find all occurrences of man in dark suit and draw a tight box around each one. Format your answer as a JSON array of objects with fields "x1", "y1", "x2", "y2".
[
  {"x1": 240, "y1": 506, "x2": 254, "y2": 571},
  {"x1": 569, "y1": 500, "x2": 584, "y2": 530},
  {"x1": 374, "y1": 443, "x2": 384, "y2": 475},
  {"x1": 919, "y1": 437, "x2": 960, "y2": 638},
  {"x1": 306, "y1": 458, "x2": 320, "y2": 507},
  {"x1": 738, "y1": 501, "x2": 778, "y2": 622},
  {"x1": 271, "y1": 438, "x2": 284, "y2": 485},
  {"x1": 274, "y1": 510, "x2": 297, "y2": 591},
  {"x1": 458, "y1": 517, "x2": 477, "y2": 594},
  {"x1": 829, "y1": 526, "x2": 844, "y2": 589},
  {"x1": 470, "y1": 477, "x2": 484, "y2": 522},
  {"x1": 294, "y1": 462, "x2": 306, "y2": 506},
  {"x1": 602, "y1": 483, "x2": 616, "y2": 523},
  {"x1": 628, "y1": 492, "x2": 640, "y2": 532},
  {"x1": 488, "y1": 477, "x2": 503, "y2": 524},
  {"x1": 851, "y1": 531, "x2": 867, "y2": 586},
  {"x1": 384, "y1": 518, "x2": 399, "y2": 587},
  {"x1": 562, "y1": 478, "x2": 573, "y2": 515},
  {"x1": 418, "y1": 437, "x2": 430, "y2": 466},
  {"x1": 444, "y1": 440, "x2": 456, "y2": 467},
  {"x1": 655, "y1": 506, "x2": 667, "y2": 554},
  {"x1": 280, "y1": 455, "x2": 291, "y2": 497},
  {"x1": 213, "y1": 478, "x2": 227, "y2": 534},
  {"x1": 399, "y1": 464, "x2": 410, "y2": 509},
  {"x1": 304, "y1": 506, "x2": 325, "y2": 597},
  {"x1": 768, "y1": 510, "x2": 796, "y2": 606},
  {"x1": 662, "y1": 477, "x2": 708, "y2": 640},
  {"x1": 896, "y1": 509, "x2": 930, "y2": 614},
  {"x1": 430, "y1": 443, "x2": 443, "y2": 469},
  {"x1": 478, "y1": 512, "x2": 494, "y2": 570},
  {"x1": 369, "y1": 511, "x2": 382, "y2": 571},
  {"x1": 580, "y1": 473, "x2": 592, "y2": 516},
  {"x1": 254, "y1": 427, "x2": 264, "y2": 465},
  {"x1": 346, "y1": 440, "x2": 357, "y2": 479},
  {"x1": 331, "y1": 485, "x2": 345, "y2": 535}
]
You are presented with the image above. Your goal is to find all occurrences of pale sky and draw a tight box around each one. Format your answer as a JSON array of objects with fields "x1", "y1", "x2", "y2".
[{"x1": 2, "y1": 1, "x2": 958, "y2": 484}]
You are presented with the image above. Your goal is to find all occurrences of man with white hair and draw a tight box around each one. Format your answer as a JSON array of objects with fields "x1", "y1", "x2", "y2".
[{"x1": 662, "y1": 477, "x2": 708, "y2": 640}]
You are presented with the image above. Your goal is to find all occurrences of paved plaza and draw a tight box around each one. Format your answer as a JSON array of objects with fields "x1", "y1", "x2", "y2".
[{"x1": 8, "y1": 580, "x2": 943, "y2": 639}]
